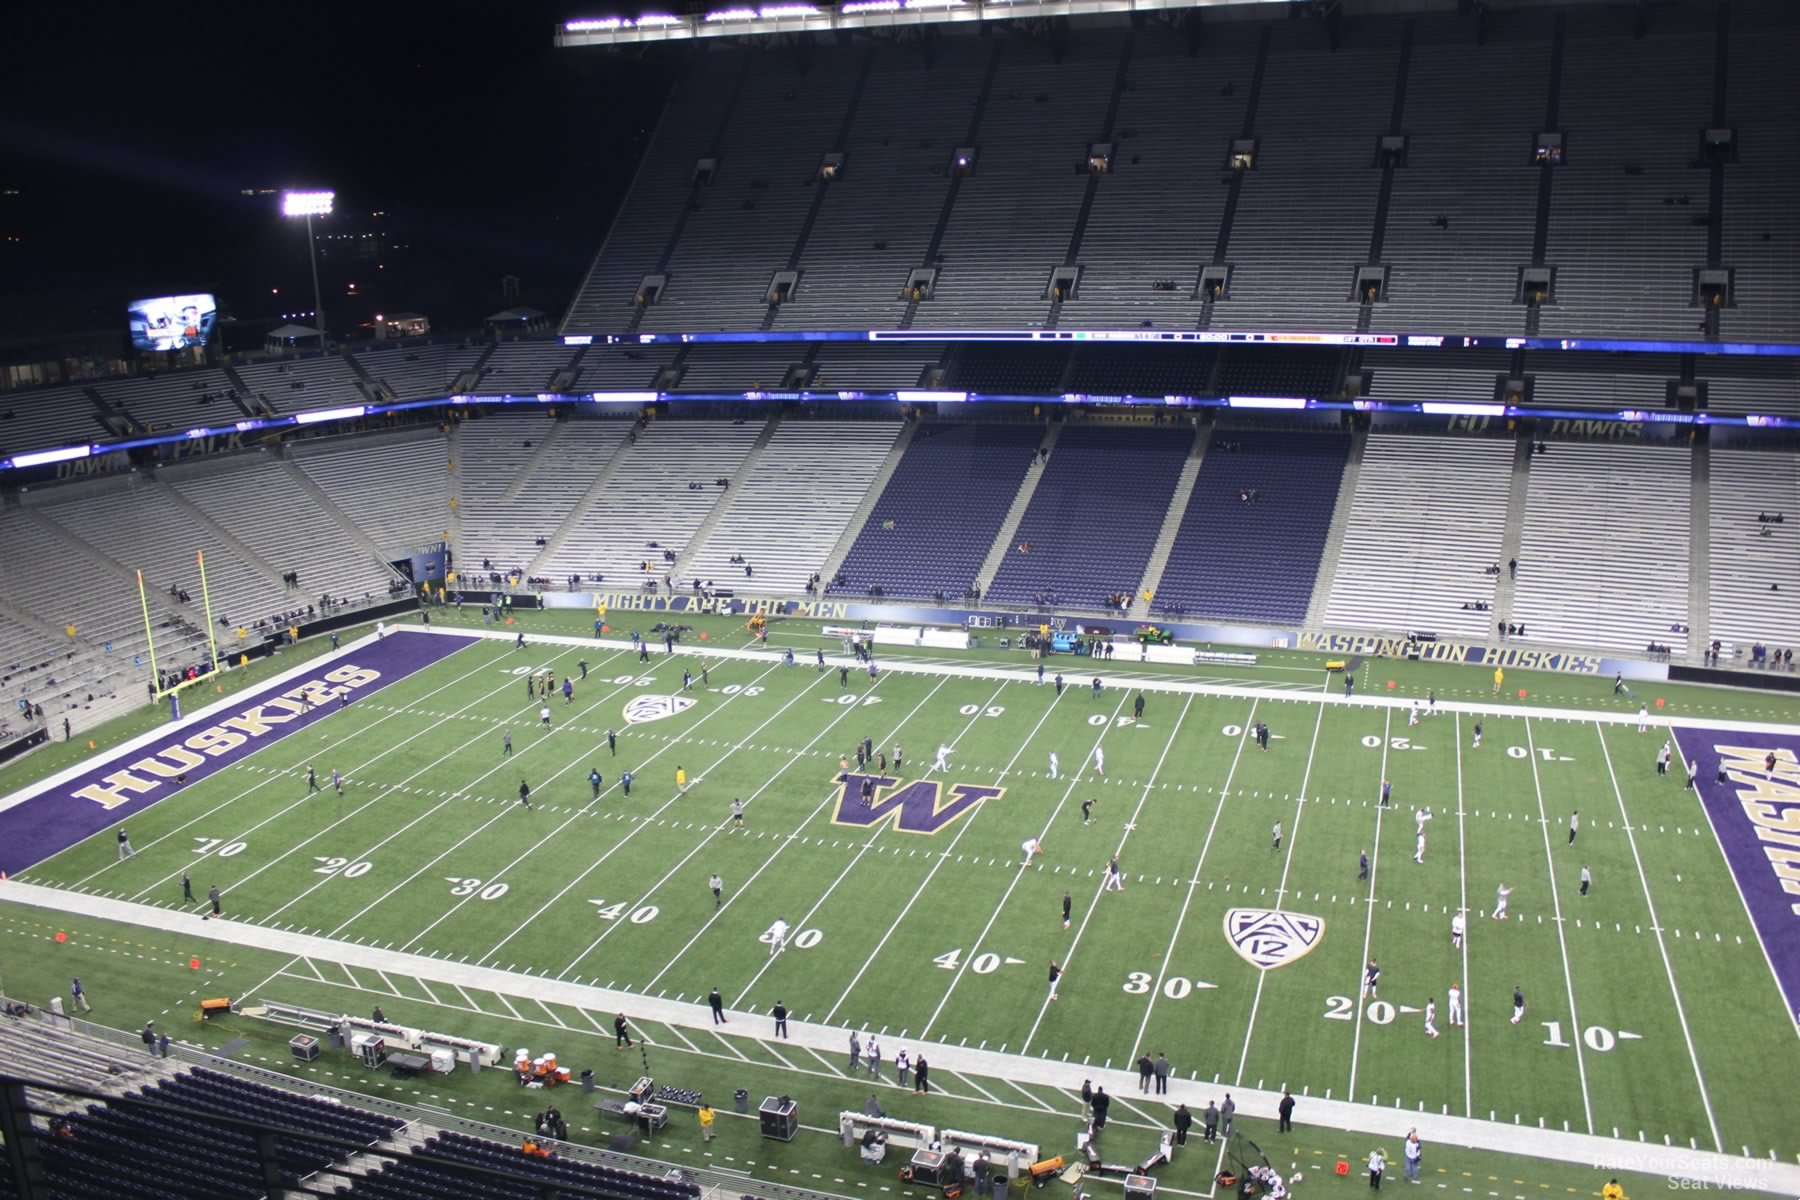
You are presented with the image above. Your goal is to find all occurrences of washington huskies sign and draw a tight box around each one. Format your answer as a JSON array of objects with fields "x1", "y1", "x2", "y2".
[
  {"x1": 831, "y1": 771, "x2": 1003, "y2": 836},
  {"x1": 1224, "y1": 908, "x2": 1326, "y2": 970},
  {"x1": 623, "y1": 694, "x2": 696, "y2": 725}
]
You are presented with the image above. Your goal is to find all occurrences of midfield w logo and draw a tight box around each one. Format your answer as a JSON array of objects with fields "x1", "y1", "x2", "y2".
[{"x1": 831, "y1": 772, "x2": 1004, "y2": 835}]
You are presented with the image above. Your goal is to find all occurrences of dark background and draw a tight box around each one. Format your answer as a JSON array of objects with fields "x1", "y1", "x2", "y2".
[{"x1": 0, "y1": 0, "x2": 672, "y2": 347}]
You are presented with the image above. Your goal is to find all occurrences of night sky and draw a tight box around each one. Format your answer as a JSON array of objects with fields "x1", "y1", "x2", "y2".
[{"x1": 0, "y1": 1, "x2": 672, "y2": 344}]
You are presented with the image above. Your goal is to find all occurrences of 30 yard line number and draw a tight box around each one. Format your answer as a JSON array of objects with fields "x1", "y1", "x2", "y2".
[{"x1": 446, "y1": 877, "x2": 509, "y2": 901}]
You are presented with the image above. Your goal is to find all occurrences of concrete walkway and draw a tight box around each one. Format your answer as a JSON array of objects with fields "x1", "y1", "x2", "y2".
[{"x1": 2, "y1": 879, "x2": 1791, "y2": 1194}]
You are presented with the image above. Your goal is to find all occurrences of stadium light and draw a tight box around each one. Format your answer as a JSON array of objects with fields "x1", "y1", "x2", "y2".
[{"x1": 281, "y1": 190, "x2": 335, "y2": 347}]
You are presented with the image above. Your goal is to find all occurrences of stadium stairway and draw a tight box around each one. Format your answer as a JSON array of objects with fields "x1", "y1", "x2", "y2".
[
  {"x1": 1130, "y1": 433, "x2": 1209, "y2": 621},
  {"x1": 973, "y1": 422, "x2": 1059, "y2": 595},
  {"x1": 275, "y1": 455, "x2": 416, "y2": 577},
  {"x1": 523, "y1": 427, "x2": 641, "y2": 579},
  {"x1": 1300, "y1": 426, "x2": 1369, "y2": 629},
  {"x1": 1491, "y1": 435, "x2": 1535, "y2": 631},
  {"x1": 499, "y1": 421, "x2": 573, "y2": 504},
  {"x1": 155, "y1": 471, "x2": 293, "y2": 596},
  {"x1": 814, "y1": 418, "x2": 920, "y2": 591},
  {"x1": 1686, "y1": 442, "x2": 1711, "y2": 662},
  {"x1": 668, "y1": 415, "x2": 781, "y2": 583}
]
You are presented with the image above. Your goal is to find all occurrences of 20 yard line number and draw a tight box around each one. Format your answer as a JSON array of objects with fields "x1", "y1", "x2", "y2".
[{"x1": 1326, "y1": 995, "x2": 1638, "y2": 1049}]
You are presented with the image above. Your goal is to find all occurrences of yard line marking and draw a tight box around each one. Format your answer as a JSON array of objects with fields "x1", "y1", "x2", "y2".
[
  {"x1": 109, "y1": 643, "x2": 584, "y2": 897},
  {"x1": 709, "y1": 1031, "x2": 753, "y2": 1061},
  {"x1": 1233, "y1": 690, "x2": 1331, "y2": 1086},
  {"x1": 820, "y1": 682, "x2": 1072, "y2": 1022},
  {"x1": 69, "y1": 639, "x2": 509, "y2": 886},
  {"x1": 415, "y1": 978, "x2": 441, "y2": 1007},
  {"x1": 578, "y1": 1009, "x2": 609, "y2": 1035},
  {"x1": 374, "y1": 968, "x2": 405, "y2": 998},
  {"x1": 1111, "y1": 1094, "x2": 1168, "y2": 1127},
  {"x1": 640, "y1": 677, "x2": 952, "y2": 991},
  {"x1": 1022, "y1": 690, "x2": 1188, "y2": 1057},
  {"x1": 536, "y1": 999, "x2": 569, "y2": 1029},
  {"x1": 1347, "y1": 708, "x2": 1394, "y2": 1103},
  {"x1": 529, "y1": 674, "x2": 922, "y2": 977},
  {"x1": 1666, "y1": 727, "x2": 1800, "y2": 1042},
  {"x1": 1454, "y1": 712, "x2": 1473, "y2": 1119},
  {"x1": 929, "y1": 691, "x2": 1132, "y2": 1046},
  {"x1": 146, "y1": 647, "x2": 637, "y2": 909},
  {"x1": 1595, "y1": 725, "x2": 1721, "y2": 1152},
  {"x1": 1523, "y1": 717, "x2": 1593, "y2": 1135},
  {"x1": 319, "y1": 658, "x2": 793, "y2": 945},
  {"x1": 799, "y1": 1045, "x2": 851, "y2": 1078},
  {"x1": 953, "y1": 1071, "x2": 1007, "y2": 1107},
  {"x1": 453, "y1": 985, "x2": 485, "y2": 1014},
  {"x1": 730, "y1": 680, "x2": 1014, "y2": 1011},
  {"x1": 495, "y1": 992, "x2": 525, "y2": 1021},
  {"x1": 1126, "y1": 696, "x2": 1259, "y2": 1058}
]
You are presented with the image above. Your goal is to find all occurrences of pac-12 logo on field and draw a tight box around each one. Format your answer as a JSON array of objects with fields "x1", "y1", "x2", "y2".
[
  {"x1": 1224, "y1": 908, "x2": 1325, "y2": 970},
  {"x1": 623, "y1": 695, "x2": 696, "y2": 725}
]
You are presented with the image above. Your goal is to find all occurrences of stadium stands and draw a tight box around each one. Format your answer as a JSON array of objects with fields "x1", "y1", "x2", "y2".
[
  {"x1": 681, "y1": 419, "x2": 902, "y2": 592},
  {"x1": 476, "y1": 341, "x2": 582, "y2": 394},
  {"x1": 537, "y1": 418, "x2": 766, "y2": 584},
  {"x1": 294, "y1": 433, "x2": 450, "y2": 554},
  {"x1": 1510, "y1": 441, "x2": 1691, "y2": 654},
  {"x1": 986, "y1": 422, "x2": 1194, "y2": 609},
  {"x1": 94, "y1": 369, "x2": 239, "y2": 434},
  {"x1": 834, "y1": 423, "x2": 1042, "y2": 601},
  {"x1": 1322, "y1": 433, "x2": 1514, "y2": 638},
  {"x1": 357, "y1": 342, "x2": 488, "y2": 401},
  {"x1": 1152, "y1": 428, "x2": 1349, "y2": 623},
  {"x1": 455, "y1": 418, "x2": 631, "y2": 574},
  {"x1": 345, "y1": 1131, "x2": 702, "y2": 1200},
  {"x1": 0, "y1": 384, "x2": 103, "y2": 460},
  {"x1": 1706, "y1": 448, "x2": 1800, "y2": 651},
  {"x1": 233, "y1": 355, "x2": 367, "y2": 415}
]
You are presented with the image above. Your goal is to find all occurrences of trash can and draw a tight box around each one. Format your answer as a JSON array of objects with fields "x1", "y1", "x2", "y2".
[
  {"x1": 734, "y1": 1088, "x2": 750, "y2": 1114},
  {"x1": 581, "y1": 1069, "x2": 596, "y2": 1094}
]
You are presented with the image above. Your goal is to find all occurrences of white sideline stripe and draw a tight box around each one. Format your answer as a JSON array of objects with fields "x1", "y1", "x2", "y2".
[
  {"x1": 1666, "y1": 727, "x2": 1800, "y2": 1040},
  {"x1": 1596, "y1": 726, "x2": 1722, "y2": 1152},
  {"x1": 4, "y1": 877, "x2": 1794, "y2": 1196},
  {"x1": 644, "y1": 677, "x2": 952, "y2": 994},
  {"x1": 1123, "y1": 697, "x2": 1260, "y2": 1060},
  {"x1": 1345, "y1": 708, "x2": 1393, "y2": 1103},
  {"x1": 1523, "y1": 717, "x2": 1593, "y2": 1135},
  {"x1": 399, "y1": 625, "x2": 1800, "y2": 738}
]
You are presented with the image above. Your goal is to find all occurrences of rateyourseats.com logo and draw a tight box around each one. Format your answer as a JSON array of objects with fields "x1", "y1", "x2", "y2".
[{"x1": 1593, "y1": 1158, "x2": 1775, "y2": 1191}]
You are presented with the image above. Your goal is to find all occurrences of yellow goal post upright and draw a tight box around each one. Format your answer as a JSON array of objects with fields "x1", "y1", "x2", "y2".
[{"x1": 138, "y1": 549, "x2": 225, "y2": 707}]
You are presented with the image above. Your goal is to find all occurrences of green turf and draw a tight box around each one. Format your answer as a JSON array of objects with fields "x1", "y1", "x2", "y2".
[{"x1": 7, "y1": 609, "x2": 1800, "y2": 1194}]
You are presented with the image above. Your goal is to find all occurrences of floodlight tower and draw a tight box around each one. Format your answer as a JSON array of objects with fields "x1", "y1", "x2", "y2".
[{"x1": 281, "y1": 190, "x2": 335, "y2": 346}]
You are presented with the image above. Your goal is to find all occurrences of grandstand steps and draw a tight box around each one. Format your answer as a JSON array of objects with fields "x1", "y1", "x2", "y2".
[
  {"x1": 668, "y1": 415, "x2": 782, "y2": 580},
  {"x1": 815, "y1": 418, "x2": 921, "y2": 590},
  {"x1": 974, "y1": 421, "x2": 1059, "y2": 594},
  {"x1": 501, "y1": 420, "x2": 571, "y2": 504},
  {"x1": 1492, "y1": 434, "x2": 1535, "y2": 628},
  {"x1": 1686, "y1": 442, "x2": 1710, "y2": 663},
  {"x1": 154, "y1": 473, "x2": 292, "y2": 594},
  {"x1": 524, "y1": 426, "x2": 642, "y2": 577},
  {"x1": 445, "y1": 423, "x2": 464, "y2": 551},
  {"x1": 1132, "y1": 433, "x2": 1210, "y2": 621},
  {"x1": 12, "y1": 503, "x2": 189, "y2": 626},
  {"x1": 453, "y1": 342, "x2": 498, "y2": 392},
  {"x1": 1301, "y1": 427, "x2": 1368, "y2": 630},
  {"x1": 275, "y1": 454, "x2": 413, "y2": 578}
]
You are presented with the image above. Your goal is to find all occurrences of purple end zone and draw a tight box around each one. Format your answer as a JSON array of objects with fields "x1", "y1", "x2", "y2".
[
  {"x1": 1679, "y1": 724, "x2": 1800, "y2": 1024},
  {"x1": 0, "y1": 631, "x2": 468, "y2": 876}
]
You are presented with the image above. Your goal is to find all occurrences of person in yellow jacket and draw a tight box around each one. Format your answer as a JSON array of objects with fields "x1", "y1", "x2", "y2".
[
  {"x1": 676, "y1": 765, "x2": 688, "y2": 793},
  {"x1": 1492, "y1": 666, "x2": 1505, "y2": 695},
  {"x1": 1601, "y1": 1180, "x2": 1625, "y2": 1200},
  {"x1": 698, "y1": 1102, "x2": 715, "y2": 1142}
]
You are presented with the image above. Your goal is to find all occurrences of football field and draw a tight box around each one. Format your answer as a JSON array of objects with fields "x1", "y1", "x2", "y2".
[{"x1": 10, "y1": 625, "x2": 1800, "y2": 1169}]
